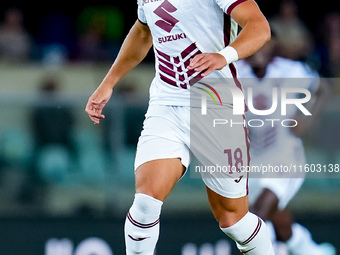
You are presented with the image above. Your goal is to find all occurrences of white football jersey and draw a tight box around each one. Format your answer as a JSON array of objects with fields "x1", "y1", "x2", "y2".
[
  {"x1": 137, "y1": 0, "x2": 247, "y2": 106},
  {"x1": 235, "y1": 57, "x2": 319, "y2": 164}
]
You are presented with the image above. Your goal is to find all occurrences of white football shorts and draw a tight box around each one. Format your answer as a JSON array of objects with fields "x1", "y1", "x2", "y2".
[{"x1": 134, "y1": 104, "x2": 250, "y2": 199}]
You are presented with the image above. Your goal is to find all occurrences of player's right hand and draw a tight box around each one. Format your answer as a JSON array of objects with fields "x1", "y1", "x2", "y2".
[
  {"x1": 85, "y1": 86, "x2": 113, "y2": 125},
  {"x1": 188, "y1": 53, "x2": 227, "y2": 77}
]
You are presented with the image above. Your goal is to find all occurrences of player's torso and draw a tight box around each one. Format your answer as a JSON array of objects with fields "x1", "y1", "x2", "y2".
[{"x1": 138, "y1": 0, "x2": 239, "y2": 105}]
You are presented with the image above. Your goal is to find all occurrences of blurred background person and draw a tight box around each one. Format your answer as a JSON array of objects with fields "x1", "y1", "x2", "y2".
[
  {"x1": 235, "y1": 33, "x2": 334, "y2": 255},
  {"x1": 0, "y1": 7, "x2": 32, "y2": 63}
]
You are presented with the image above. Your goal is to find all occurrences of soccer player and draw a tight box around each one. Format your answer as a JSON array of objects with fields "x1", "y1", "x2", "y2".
[
  {"x1": 85, "y1": 0, "x2": 274, "y2": 254},
  {"x1": 235, "y1": 35, "x2": 336, "y2": 255}
]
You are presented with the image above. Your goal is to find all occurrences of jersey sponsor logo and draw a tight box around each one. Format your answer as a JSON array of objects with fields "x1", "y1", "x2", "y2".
[
  {"x1": 154, "y1": 0, "x2": 179, "y2": 33},
  {"x1": 158, "y1": 32, "x2": 187, "y2": 43},
  {"x1": 153, "y1": 1, "x2": 187, "y2": 44}
]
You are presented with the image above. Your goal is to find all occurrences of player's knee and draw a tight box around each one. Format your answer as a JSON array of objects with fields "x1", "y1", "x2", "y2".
[
  {"x1": 129, "y1": 193, "x2": 163, "y2": 221},
  {"x1": 217, "y1": 211, "x2": 246, "y2": 229},
  {"x1": 211, "y1": 202, "x2": 247, "y2": 228},
  {"x1": 210, "y1": 198, "x2": 248, "y2": 228}
]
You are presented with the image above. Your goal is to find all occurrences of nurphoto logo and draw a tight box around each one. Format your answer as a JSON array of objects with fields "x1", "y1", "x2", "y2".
[
  {"x1": 200, "y1": 84, "x2": 312, "y2": 116},
  {"x1": 197, "y1": 79, "x2": 313, "y2": 129}
]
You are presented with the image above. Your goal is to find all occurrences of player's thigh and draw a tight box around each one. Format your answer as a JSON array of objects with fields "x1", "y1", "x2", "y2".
[
  {"x1": 135, "y1": 158, "x2": 186, "y2": 201},
  {"x1": 206, "y1": 186, "x2": 249, "y2": 228}
]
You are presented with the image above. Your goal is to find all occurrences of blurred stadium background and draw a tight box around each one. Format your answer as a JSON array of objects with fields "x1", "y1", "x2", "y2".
[{"x1": 0, "y1": 1, "x2": 339, "y2": 254}]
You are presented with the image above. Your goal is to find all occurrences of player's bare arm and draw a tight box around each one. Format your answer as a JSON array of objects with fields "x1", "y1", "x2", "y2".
[
  {"x1": 188, "y1": 0, "x2": 270, "y2": 77},
  {"x1": 85, "y1": 20, "x2": 152, "y2": 124}
]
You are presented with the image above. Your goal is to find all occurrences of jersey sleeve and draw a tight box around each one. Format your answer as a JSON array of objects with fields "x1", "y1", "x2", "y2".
[
  {"x1": 214, "y1": 0, "x2": 249, "y2": 16},
  {"x1": 137, "y1": 0, "x2": 147, "y2": 25}
]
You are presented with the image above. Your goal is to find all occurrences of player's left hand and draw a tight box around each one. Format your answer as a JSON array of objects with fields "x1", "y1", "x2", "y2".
[
  {"x1": 85, "y1": 85, "x2": 113, "y2": 125},
  {"x1": 188, "y1": 53, "x2": 227, "y2": 77}
]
